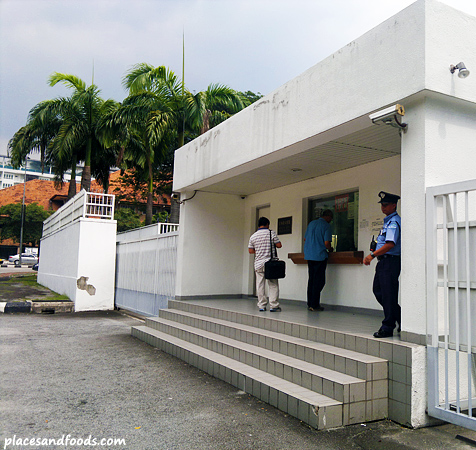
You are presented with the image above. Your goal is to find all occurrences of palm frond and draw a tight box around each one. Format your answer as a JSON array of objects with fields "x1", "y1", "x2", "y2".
[{"x1": 49, "y1": 72, "x2": 87, "y2": 92}]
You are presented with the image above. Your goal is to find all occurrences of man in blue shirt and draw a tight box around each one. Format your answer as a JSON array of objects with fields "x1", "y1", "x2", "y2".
[
  {"x1": 364, "y1": 192, "x2": 401, "y2": 338},
  {"x1": 304, "y1": 209, "x2": 333, "y2": 311}
]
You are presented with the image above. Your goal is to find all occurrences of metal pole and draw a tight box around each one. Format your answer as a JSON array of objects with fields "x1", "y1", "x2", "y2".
[{"x1": 19, "y1": 156, "x2": 28, "y2": 266}]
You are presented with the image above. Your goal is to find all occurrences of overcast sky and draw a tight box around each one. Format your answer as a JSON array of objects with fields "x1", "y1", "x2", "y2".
[{"x1": 1, "y1": 0, "x2": 476, "y2": 157}]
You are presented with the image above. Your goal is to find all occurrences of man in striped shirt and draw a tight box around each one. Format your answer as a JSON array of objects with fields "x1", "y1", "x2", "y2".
[{"x1": 248, "y1": 217, "x2": 283, "y2": 312}]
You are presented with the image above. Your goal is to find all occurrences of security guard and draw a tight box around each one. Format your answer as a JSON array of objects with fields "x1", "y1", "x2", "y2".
[{"x1": 364, "y1": 191, "x2": 401, "y2": 338}]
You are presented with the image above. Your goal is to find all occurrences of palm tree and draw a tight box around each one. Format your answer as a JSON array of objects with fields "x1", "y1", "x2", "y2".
[
  {"x1": 8, "y1": 99, "x2": 81, "y2": 199},
  {"x1": 48, "y1": 72, "x2": 119, "y2": 192},
  {"x1": 106, "y1": 91, "x2": 175, "y2": 224},
  {"x1": 122, "y1": 64, "x2": 248, "y2": 222},
  {"x1": 10, "y1": 74, "x2": 119, "y2": 198},
  {"x1": 123, "y1": 63, "x2": 247, "y2": 145},
  {"x1": 8, "y1": 100, "x2": 60, "y2": 173},
  {"x1": 8, "y1": 99, "x2": 62, "y2": 170},
  {"x1": 186, "y1": 83, "x2": 248, "y2": 135}
]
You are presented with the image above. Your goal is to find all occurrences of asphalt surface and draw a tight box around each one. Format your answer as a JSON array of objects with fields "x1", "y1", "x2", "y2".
[
  {"x1": 1, "y1": 310, "x2": 476, "y2": 450},
  {"x1": 0, "y1": 266, "x2": 36, "y2": 276}
]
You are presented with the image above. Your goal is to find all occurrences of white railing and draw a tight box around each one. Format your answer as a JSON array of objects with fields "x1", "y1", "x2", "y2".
[
  {"x1": 115, "y1": 223, "x2": 179, "y2": 316},
  {"x1": 427, "y1": 179, "x2": 476, "y2": 430},
  {"x1": 116, "y1": 222, "x2": 179, "y2": 243},
  {"x1": 42, "y1": 189, "x2": 115, "y2": 238}
]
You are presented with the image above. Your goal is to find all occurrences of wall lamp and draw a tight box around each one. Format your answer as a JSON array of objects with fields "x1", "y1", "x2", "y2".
[
  {"x1": 369, "y1": 104, "x2": 407, "y2": 132},
  {"x1": 450, "y1": 62, "x2": 470, "y2": 79}
]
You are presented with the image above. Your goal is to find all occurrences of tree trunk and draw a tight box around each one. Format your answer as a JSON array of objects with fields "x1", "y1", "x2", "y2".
[
  {"x1": 145, "y1": 192, "x2": 153, "y2": 225},
  {"x1": 145, "y1": 155, "x2": 154, "y2": 225},
  {"x1": 200, "y1": 109, "x2": 211, "y2": 135},
  {"x1": 68, "y1": 180, "x2": 77, "y2": 199},
  {"x1": 81, "y1": 165, "x2": 91, "y2": 192},
  {"x1": 40, "y1": 142, "x2": 45, "y2": 174},
  {"x1": 67, "y1": 157, "x2": 77, "y2": 199},
  {"x1": 169, "y1": 194, "x2": 180, "y2": 224},
  {"x1": 81, "y1": 138, "x2": 92, "y2": 191}
]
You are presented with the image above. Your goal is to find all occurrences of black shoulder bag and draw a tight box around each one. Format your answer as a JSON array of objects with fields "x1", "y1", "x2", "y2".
[{"x1": 264, "y1": 230, "x2": 286, "y2": 279}]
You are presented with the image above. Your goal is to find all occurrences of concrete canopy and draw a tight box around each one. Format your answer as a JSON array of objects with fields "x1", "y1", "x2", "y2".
[
  {"x1": 179, "y1": 122, "x2": 401, "y2": 196},
  {"x1": 173, "y1": 0, "x2": 476, "y2": 197}
]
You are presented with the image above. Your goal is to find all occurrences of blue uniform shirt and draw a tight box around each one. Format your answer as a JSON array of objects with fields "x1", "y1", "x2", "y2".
[
  {"x1": 304, "y1": 218, "x2": 332, "y2": 261},
  {"x1": 376, "y1": 211, "x2": 401, "y2": 256}
]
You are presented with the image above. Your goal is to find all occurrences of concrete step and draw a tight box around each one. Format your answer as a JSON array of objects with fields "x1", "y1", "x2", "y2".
[
  {"x1": 146, "y1": 315, "x2": 371, "y2": 407},
  {"x1": 168, "y1": 300, "x2": 369, "y2": 349},
  {"x1": 132, "y1": 324, "x2": 343, "y2": 429},
  {"x1": 31, "y1": 301, "x2": 74, "y2": 314},
  {"x1": 158, "y1": 308, "x2": 387, "y2": 381}
]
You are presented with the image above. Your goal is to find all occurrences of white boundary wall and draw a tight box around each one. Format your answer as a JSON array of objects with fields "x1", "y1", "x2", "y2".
[{"x1": 38, "y1": 191, "x2": 117, "y2": 311}]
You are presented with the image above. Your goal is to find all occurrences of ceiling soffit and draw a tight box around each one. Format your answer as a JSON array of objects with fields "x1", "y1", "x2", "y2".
[{"x1": 194, "y1": 124, "x2": 401, "y2": 196}]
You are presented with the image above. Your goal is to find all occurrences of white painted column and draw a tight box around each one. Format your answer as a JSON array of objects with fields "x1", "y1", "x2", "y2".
[
  {"x1": 175, "y1": 191, "x2": 246, "y2": 299},
  {"x1": 401, "y1": 96, "x2": 476, "y2": 342},
  {"x1": 400, "y1": 98, "x2": 428, "y2": 342}
]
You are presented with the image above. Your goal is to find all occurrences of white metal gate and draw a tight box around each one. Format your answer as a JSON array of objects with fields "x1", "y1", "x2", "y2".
[
  {"x1": 115, "y1": 223, "x2": 179, "y2": 316},
  {"x1": 426, "y1": 180, "x2": 476, "y2": 430}
]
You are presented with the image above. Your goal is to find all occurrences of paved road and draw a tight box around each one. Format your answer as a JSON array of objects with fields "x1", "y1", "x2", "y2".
[
  {"x1": 1, "y1": 311, "x2": 476, "y2": 450},
  {"x1": 0, "y1": 266, "x2": 35, "y2": 276}
]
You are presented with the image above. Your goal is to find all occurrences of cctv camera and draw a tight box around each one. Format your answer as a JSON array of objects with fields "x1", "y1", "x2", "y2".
[
  {"x1": 369, "y1": 104, "x2": 407, "y2": 131},
  {"x1": 240, "y1": 195, "x2": 247, "y2": 200},
  {"x1": 171, "y1": 193, "x2": 180, "y2": 201},
  {"x1": 369, "y1": 104, "x2": 405, "y2": 123}
]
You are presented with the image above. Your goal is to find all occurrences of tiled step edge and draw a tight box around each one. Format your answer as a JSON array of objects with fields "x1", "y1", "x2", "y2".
[
  {"x1": 142, "y1": 317, "x2": 388, "y2": 423},
  {"x1": 147, "y1": 316, "x2": 368, "y2": 405},
  {"x1": 132, "y1": 325, "x2": 343, "y2": 430},
  {"x1": 157, "y1": 309, "x2": 387, "y2": 381},
  {"x1": 168, "y1": 301, "x2": 416, "y2": 361},
  {"x1": 168, "y1": 300, "x2": 363, "y2": 349}
]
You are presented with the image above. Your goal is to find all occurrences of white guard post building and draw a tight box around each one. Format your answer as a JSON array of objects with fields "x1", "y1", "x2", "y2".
[{"x1": 150, "y1": 0, "x2": 476, "y2": 430}]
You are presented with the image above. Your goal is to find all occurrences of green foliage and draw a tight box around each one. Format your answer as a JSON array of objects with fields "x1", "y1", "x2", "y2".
[
  {"x1": 9, "y1": 64, "x2": 257, "y2": 220},
  {"x1": 153, "y1": 211, "x2": 170, "y2": 223},
  {"x1": 112, "y1": 166, "x2": 172, "y2": 206},
  {"x1": 114, "y1": 208, "x2": 143, "y2": 233},
  {"x1": 48, "y1": 73, "x2": 121, "y2": 192},
  {"x1": 9, "y1": 74, "x2": 120, "y2": 198},
  {"x1": 0, "y1": 203, "x2": 52, "y2": 247},
  {"x1": 239, "y1": 90, "x2": 263, "y2": 105}
]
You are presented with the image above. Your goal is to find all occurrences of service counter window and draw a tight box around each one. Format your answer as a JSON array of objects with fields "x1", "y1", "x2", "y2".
[{"x1": 308, "y1": 191, "x2": 359, "y2": 252}]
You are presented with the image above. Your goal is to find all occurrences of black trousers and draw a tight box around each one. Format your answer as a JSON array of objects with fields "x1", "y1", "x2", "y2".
[
  {"x1": 373, "y1": 257, "x2": 401, "y2": 331},
  {"x1": 307, "y1": 259, "x2": 328, "y2": 308}
]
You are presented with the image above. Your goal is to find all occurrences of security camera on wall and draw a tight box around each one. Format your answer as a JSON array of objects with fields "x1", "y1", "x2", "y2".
[{"x1": 369, "y1": 104, "x2": 407, "y2": 131}]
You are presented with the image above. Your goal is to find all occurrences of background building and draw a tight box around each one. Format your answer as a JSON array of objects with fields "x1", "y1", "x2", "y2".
[{"x1": 0, "y1": 155, "x2": 77, "y2": 189}]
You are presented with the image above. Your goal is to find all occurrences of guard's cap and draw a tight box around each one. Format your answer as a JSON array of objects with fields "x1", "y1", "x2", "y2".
[{"x1": 378, "y1": 191, "x2": 400, "y2": 204}]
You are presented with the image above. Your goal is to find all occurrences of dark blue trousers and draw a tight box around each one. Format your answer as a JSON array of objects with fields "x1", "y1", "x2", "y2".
[
  {"x1": 373, "y1": 257, "x2": 401, "y2": 332},
  {"x1": 307, "y1": 259, "x2": 328, "y2": 308}
]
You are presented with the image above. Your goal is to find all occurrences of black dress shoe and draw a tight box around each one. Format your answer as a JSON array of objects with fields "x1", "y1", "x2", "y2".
[
  {"x1": 373, "y1": 329, "x2": 393, "y2": 338},
  {"x1": 308, "y1": 306, "x2": 324, "y2": 311}
]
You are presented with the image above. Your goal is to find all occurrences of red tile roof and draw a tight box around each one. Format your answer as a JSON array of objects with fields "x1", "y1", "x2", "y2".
[
  {"x1": 107, "y1": 170, "x2": 171, "y2": 207},
  {"x1": 0, "y1": 179, "x2": 74, "y2": 210},
  {"x1": 0, "y1": 171, "x2": 171, "y2": 210}
]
